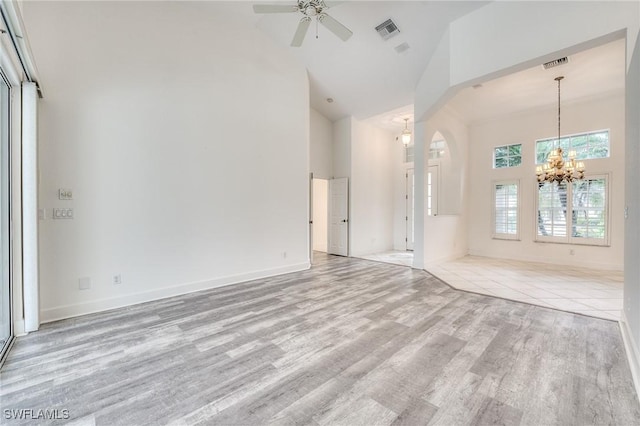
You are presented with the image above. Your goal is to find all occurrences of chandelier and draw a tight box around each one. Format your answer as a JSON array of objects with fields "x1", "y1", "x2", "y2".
[{"x1": 536, "y1": 76, "x2": 585, "y2": 184}]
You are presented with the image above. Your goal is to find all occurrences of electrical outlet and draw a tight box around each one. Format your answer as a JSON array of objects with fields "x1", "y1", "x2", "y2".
[
  {"x1": 53, "y1": 208, "x2": 74, "y2": 219},
  {"x1": 113, "y1": 274, "x2": 122, "y2": 285}
]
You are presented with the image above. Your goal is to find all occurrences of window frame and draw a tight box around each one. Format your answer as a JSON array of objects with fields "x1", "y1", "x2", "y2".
[
  {"x1": 534, "y1": 173, "x2": 610, "y2": 246},
  {"x1": 493, "y1": 143, "x2": 522, "y2": 169},
  {"x1": 535, "y1": 129, "x2": 610, "y2": 164},
  {"x1": 492, "y1": 179, "x2": 520, "y2": 241}
]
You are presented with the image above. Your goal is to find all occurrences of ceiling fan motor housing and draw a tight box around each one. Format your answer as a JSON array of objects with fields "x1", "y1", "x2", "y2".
[{"x1": 298, "y1": 0, "x2": 326, "y2": 17}]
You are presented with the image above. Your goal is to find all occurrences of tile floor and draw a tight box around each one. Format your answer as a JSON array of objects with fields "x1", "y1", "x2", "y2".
[
  {"x1": 357, "y1": 251, "x2": 623, "y2": 321},
  {"x1": 357, "y1": 250, "x2": 414, "y2": 267}
]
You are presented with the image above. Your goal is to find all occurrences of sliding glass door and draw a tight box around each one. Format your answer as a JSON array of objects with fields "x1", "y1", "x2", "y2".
[{"x1": 0, "y1": 73, "x2": 11, "y2": 361}]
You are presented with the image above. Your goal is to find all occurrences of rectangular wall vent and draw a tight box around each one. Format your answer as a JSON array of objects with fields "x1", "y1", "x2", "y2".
[
  {"x1": 542, "y1": 57, "x2": 569, "y2": 69},
  {"x1": 375, "y1": 19, "x2": 400, "y2": 40}
]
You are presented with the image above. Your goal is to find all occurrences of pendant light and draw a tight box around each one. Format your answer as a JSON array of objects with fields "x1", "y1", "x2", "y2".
[
  {"x1": 536, "y1": 76, "x2": 585, "y2": 184},
  {"x1": 401, "y1": 118, "x2": 411, "y2": 146}
]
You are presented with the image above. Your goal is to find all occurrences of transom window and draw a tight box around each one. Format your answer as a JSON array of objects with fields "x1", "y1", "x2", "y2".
[
  {"x1": 536, "y1": 130, "x2": 609, "y2": 164},
  {"x1": 536, "y1": 175, "x2": 608, "y2": 245},
  {"x1": 429, "y1": 140, "x2": 446, "y2": 160},
  {"x1": 494, "y1": 144, "x2": 522, "y2": 168},
  {"x1": 404, "y1": 145, "x2": 414, "y2": 163}
]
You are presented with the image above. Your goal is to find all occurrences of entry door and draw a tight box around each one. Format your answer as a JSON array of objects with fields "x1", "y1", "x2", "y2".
[
  {"x1": 328, "y1": 177, "x2": 348, "y2": 256},
  {"x1": 406, "y1": 169, "x2": 414, "y2": 250}
]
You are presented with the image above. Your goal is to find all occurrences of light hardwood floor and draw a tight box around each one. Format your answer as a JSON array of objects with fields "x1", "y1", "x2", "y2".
[{"x1": 1, "y1": 253, "x2": 639, "y2": 425}]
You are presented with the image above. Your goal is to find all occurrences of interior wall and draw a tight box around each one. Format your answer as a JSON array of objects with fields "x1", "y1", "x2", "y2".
[
  {"x1": 310, "y1": 108, "x2": 333, "y2": 180},
  {"x1": 468, "y1": 93, "x2": 625, "y2": 270},
  {"x1": 624, "y1": 29, "x2": 640, "y2": 381},
  {"x1": 312, "y1": 179, "x2": 328, "y2": 253},
  {"x1": 332, "y1": 117, "x2": 351, "y2": 180},
  {"x1": 350, "y1": 118, "x2": 395, "y2": 257},
  {"x1": 23, "y1": 1, "x2": 310, "y2": 321},
  {"x1": 423, "y1": 106, "x2": 469, "y2": 266}
]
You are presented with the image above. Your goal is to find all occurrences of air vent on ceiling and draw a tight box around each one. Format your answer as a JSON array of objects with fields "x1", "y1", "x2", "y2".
[
  {"x1": 394, "y1": 42, "x2": 410, "y2": 54},
  {"x1": 542, "y1": 57, "x2": 569, "y2": 70},
  {"x1": 375, "y1": 19, "x2": 400, "y2": 40}
]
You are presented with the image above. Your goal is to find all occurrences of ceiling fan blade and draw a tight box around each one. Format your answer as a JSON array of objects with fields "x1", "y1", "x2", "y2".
[
  {"x1": 318, "y1": 13, "x2": 352, "y2": 42},
  {"x1": 291, "y1": 18, "x2": 312, "y2": 47},
  {"x1": 253, "y1": 4, "x2": 299, "y2": 14},
  {"x1": 323, "y1": 1, "x2": 345, "y2": 7}
]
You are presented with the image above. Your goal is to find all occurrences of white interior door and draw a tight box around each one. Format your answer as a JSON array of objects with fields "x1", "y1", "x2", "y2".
[
  {"x1": 328, "y1": 177, "x2": 349, "y2": 256},
  {"x1": 406, "y1": 169, "x2": 414, "y2": 250}
]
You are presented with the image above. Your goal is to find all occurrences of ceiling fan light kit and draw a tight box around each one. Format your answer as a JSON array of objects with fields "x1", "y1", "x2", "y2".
[{"x1": 253, "y1": 0, "x2": 353, "y2": 47}]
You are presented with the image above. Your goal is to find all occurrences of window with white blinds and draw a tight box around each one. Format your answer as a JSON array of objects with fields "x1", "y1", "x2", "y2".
[
  {"x1": 493, "y1": 181, "x2": 519, "y2": 240},
  {"x1": 536, "y1": 175, "x2": 608, "y2": 245}
]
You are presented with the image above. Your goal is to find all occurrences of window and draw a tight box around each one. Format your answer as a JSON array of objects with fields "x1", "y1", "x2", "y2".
[
  {"x1": 429, "y1": 140, "x2": 446, "y2": 160},
  {"x1": 427, "y1": 165, "x2": 438, "y2": 216},
  {"x1": 404, "y1": 144, "x2": 414, "y2": 163},
  {"x1": 536, "y1": 175, "x2": 608, "y2": 245},
  {"x1": 493, "y1": 181, "x2": 519, "y2": 239},
  {"x1": 536, "y1": 130, "x2": 609, "y2": 164},
  {"x1": 494, "y1": 144, "x2": 521, "y2": 168}
]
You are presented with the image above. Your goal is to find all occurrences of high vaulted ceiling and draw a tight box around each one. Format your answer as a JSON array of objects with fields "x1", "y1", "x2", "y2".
[
  {"x1": 233, "y1": 2, "x2": 625, "y2": 133},
  {"x1": 446, "y1": 37, "x2": 626, "y2": 125},
  {"x1": 251, "y1": 1, "x2": 488, "y2": 121}
]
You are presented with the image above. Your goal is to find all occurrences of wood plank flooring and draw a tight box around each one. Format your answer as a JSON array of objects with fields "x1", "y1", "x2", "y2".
[{"x1": 1, "y1": 252, "x2": 639, "y2": 425}]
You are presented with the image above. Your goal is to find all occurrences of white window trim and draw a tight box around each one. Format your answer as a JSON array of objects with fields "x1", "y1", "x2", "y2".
[
  {"x1": 493, "y1": 143, "x2": 522, "y2": 169},
  {"x1": 492, "y1": 179, "x2": 520, "y2": 241},
  {"x1": 534, "y1": 173, "x2": 610, "y2": 246},
  {"x1": 535, "y1": 129, "x2": 610, "y2": 164}
]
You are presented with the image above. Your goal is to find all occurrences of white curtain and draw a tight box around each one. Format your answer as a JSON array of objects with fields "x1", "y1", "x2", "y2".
[{"x1": 22, "y1": 81, "x2": 38, "y2": 332}]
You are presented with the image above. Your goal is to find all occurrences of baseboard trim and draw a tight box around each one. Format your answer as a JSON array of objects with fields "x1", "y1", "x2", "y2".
[
  {"x1": 620, "y1": 311, "x2": 640, "y2": 403},
  {"x1": 424, "y1": 251, "x2": 467, "y2": 269},
  {"x1": 40, "y1": 262, "x2": 311, "y2": 324},
  {"x1": 467, "y1": 249, "x2": 623, "y2": 272},
  {"x1": 12, "y1": 318, "x2": 26, "y2": 337}
]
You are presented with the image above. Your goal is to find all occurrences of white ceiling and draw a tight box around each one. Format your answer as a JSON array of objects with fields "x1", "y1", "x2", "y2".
[
  {"x1": 252, "y1": 1, "x2": 488, "y2": 121},
  {"x1": 224, "y1": 2, "x2": 625, "y2": 132},
  {"x1": 446, "y1": 37, "x2": 626, "y2": 125}
]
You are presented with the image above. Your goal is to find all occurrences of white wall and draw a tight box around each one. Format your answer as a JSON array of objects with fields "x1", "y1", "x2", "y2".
[
  {"x1": 312, "y1": 179, "x2": 328, "y2": 253},
  {"x1": 468, "y1": 94, "x2": 625, "y2": 270},
  {"x1": 350, "y1": 118, "x2": 395, "y2": 257},
  {"x1": 23, "y1": 1, "x2": 310, "y2": 321},
  {"x1": 624, "y1": 28, "x2": 640, "y2": 388},
  {"x1": 332, "y1": 117, "x2": 351, "y2": 180},
  {"x1": 310, "y1": 108, "x2": 333, "y2": 180}
]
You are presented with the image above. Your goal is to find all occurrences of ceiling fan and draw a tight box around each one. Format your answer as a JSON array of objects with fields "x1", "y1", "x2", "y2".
[{"x1": 253, "y1": 1, "x2": 353, "y2": 47}]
